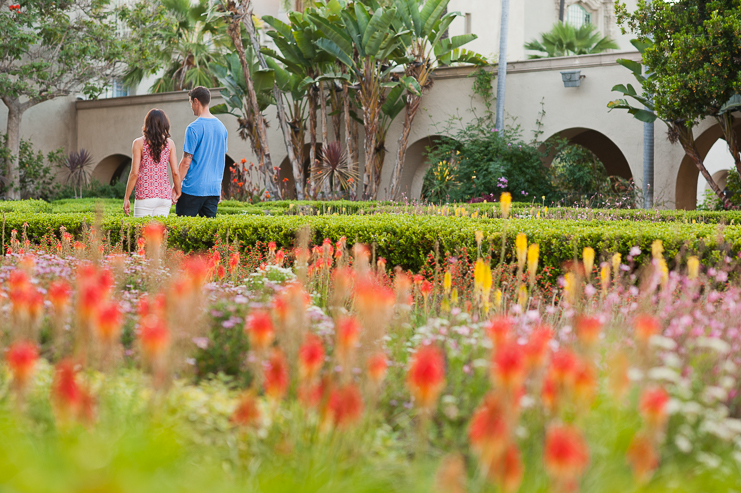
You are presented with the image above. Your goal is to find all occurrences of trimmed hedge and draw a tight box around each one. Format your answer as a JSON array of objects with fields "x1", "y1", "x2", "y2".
[{"x1": 2, "y1": 211, "x2": 737, "y2": 273}]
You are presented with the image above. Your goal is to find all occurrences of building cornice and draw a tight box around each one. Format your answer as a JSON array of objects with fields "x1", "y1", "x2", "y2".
[{"x1": 76, "y1": 87, "x2": 223, "y2": 110}]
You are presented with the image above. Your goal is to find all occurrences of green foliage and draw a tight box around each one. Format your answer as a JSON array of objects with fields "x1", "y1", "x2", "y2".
[
  {"x1": 54, "y1": 179, "x2": 128, "y2": 201},
  {"x1": 550, "y1": 142, "x2": 609, "y2": 202},
  {"x1": 524, "y1": 22, "x2": 619, "y2": 59},
  {"x1": 194, "y1": 300, "x2": 252, "y2": 386},
  {"x1": 0, "y1": 135, "x2": 63, "y2": 200}
]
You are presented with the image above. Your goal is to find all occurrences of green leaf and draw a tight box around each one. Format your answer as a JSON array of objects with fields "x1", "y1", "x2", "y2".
[
  {"x1": 309, "y1": 13, "x2": 355, "y2": 58},
  {"x1": 616, "y1": 58, "x2": 643, "y2": 77},
  {"x1": 315, "y1": 38, "x2": 356, "y2": 71},
  {"x1": 420, "y1": 0, "x2": 449, "y2": 37}
]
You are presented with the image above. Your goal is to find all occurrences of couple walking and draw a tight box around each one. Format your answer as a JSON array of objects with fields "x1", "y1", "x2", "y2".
[{"x1": 123, "y1": 86, "x2": 228, "y2": 218}]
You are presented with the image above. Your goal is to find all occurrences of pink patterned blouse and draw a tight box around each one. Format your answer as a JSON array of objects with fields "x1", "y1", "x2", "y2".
[{"x1": 135, "y1": 140, "x2": 172, "y2": 200}]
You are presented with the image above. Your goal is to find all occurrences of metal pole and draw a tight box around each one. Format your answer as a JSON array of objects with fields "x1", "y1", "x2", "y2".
[
  {"x1": 643, "y1": 0, "x2": 654, "y2": 208},
  {"x1": 495, "y1": 0, "x2": 510, "y2": 131},
  {"x1": 559, "y1": 0, "x2": 565, "y2": 22}
]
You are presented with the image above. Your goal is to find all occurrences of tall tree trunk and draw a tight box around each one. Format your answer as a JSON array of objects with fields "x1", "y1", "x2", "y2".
[
  {"x1": 1, "y1": 97, "x2": 31, "y2": 201},
  {"x1": 359, "y1": 58, "x2": 381, "y2": 200},
  {"x1": 308, "y1": 90, "x2": 318, "y2": 199},
  {"x1": 674, "y1": 123, "x2": 734, "y2": 209},
  {"x1": 372, "y1": 123, "x2": 388, "y2": 198},
  {"x1": 240, "y1": 0, "x2": 304, "y2": 199},
  {"x1": 342, "y1": 78, "x2": 358, "y2": 200},
  {"x1": 389, "y1": 94, "x2": 421, "y2": 200},
  {"x1": 329, "y1": 79, "x2": 342, "y2": 143},
  {"x1": 227, "y1": 21, "x2": 280, "y2": 198},
  {"x1": 319, "y1": 80, "x2": 330, "y2": 198}
]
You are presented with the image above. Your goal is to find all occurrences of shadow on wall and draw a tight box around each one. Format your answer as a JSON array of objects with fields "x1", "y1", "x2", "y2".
[
  {"x1": 279, "y1": 143, "x2": 319, "y2": 199},
  {"x1": 540, "y1": 127, "x2": 633, "y2": 181},
  {"x1": 221, "y1": 155, "x2": 235, "y2": 196},
  {"x1": 676, "y1": 121, "x2": 741, "y2": 210},
  {"x1": 93, "y1": 154, "x2": 131, "y2": 185},
  {"x1": 396, "y1": 136, "x2": 450, "y2": 201}
]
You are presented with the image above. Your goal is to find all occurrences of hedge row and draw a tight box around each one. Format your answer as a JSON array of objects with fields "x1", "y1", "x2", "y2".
[{"x1": 2, "y1": 211, "x2": 737, "y2": 273}]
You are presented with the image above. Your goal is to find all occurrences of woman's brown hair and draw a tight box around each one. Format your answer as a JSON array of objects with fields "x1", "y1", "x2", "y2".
[{"x1": 142, "y1": 109, "x2": 171, "y2": 163}]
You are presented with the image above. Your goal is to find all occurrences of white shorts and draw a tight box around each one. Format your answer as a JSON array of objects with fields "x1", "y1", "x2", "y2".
[{"x1": 134, "y1": 198, "x2": 172, "y2": 218}]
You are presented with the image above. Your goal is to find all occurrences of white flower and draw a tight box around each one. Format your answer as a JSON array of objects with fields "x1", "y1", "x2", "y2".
[
  {"x1": 663, "y1": 353, "x2": 682, "y2": 369},
  {"x1": 702, "y1": 386, "x2": 728, "y2": 404},
  {"x1": 721, "y1": 376, "x2": 737, "y2": 390},
  {"x1": 627, "y1": 368, "x2": 644, "y2": 381},
  {"x1": 649, "y1": 335, "x2": 677, "y2": 350},
  {"x1": 681, "y1": 401, "x2": 704, "y2": 416},
  {"x1": 648, "y1": 367, "x2": 679, "y2": 383},
  {"x1": 472, "y1": 358, "x2": 489, "y2": 369},
  {"x1": 725, "y1": 418, "x2": 741, "y2": 436},
  {"x1": 674, "y1": 434, "x2": 693, "y2": 453},
  {"x1": 696, "y1": 452, "x2": 722, "y2": 469},
  {"x1": 696, "y1": 337, "x2": 731, "y2": 354}
]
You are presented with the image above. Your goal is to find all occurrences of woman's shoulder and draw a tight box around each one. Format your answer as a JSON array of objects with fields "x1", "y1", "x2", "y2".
[
  {"x1": 133, "y1": 137, "x2": 144, "y2": 147},
  {"x1": 167, "y1": 138, "x2": 176, "y2": 149}
]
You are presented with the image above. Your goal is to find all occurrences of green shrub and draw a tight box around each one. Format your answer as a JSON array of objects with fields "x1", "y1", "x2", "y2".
[
  {"x1": 0, "y1": 135, "x2": 63, "y2": 200},
  {"x1": 54, "y1": 179, "x2": 128, "y2": 200}
]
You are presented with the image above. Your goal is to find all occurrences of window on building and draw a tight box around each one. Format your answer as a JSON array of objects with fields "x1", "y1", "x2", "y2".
[
  {"x1": 566, "y1": 4, "x2": 592, "y2": 28},
  {"x1": 465, "y1": 13, "x2": 472, "y2": 35},
  {"x1": 111, "y1": 79, "x2": 130, "y2": 98}
]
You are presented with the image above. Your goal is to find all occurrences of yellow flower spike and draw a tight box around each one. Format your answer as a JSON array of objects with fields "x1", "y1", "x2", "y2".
[
  {"x1": 475, "y1": 230, "x2": 484, "y2": 247},
  {"x1": 600, "y1": 262, "x2": 610, "y2": 293},
  {"x1": 516, "y1": 233, "x2": 527, "y2": 271},
  {"x1": 494, "y1": 289, "x2": 502, "y2": 308},
  {"x1": 451, "y1": 288, "x2": 459, "y2": 305},
  {"x1": 500, "y1": 192, "x2": 512, "y2": 218},
  {"x1": 537, "y1": 211, "x2": 540, "y2": 219},
  {"x1": 652, "y1": 240, "x2": 664, "y2": 260},
  {"x1": 658, "y1": 258, "x2": 669, "y2": 287},
  {"x1": 474, "y1": 259, "x2": 485, "y2": 294},
  {"x1": 443, "y1": 271, "x2": 452, "y2": 295},
  {"x1": 482, "y1": 263, "x2": 493, "y2": 295},
  {"x1": 687, "y1": 256, "x2": 700, "y2": 280},
  {"x1": 518, "y1": 284, "x2": 528, "y2": 308},
  {"x1": 583, "y1": 247, "x2": 595, "y2": 277},
  {"x1": 441, "y1": 299, "x2": 450, "y2": 313},
  {"x1": 544, "y1": 206, "x2": 548, "y2": 214},
  {"x1": 612, "y1": 253, "x2": 621, "y2": 280},
  {"x1": 564, "y1": 272, "x2": 575, "y2": 303},
  {"x1": 527, "y1": 243, "x2": 539, "y2": 283}
]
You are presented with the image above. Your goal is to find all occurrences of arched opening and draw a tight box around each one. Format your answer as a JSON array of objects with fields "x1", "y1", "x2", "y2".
[
  {"x1": 676, "y1": 121, "x2": 741, "y2": 210},
  {"x1": 397, "y1": 136, "x2": 448, "y2": 200},
  {"x1": 542, "y1": 128, "x2": 633, "y2": 180},
  {"x1": 221, "y1": 154, "x2": 235, "y2": 197},
  {"x1": 92, "y1": 154, "x2": 131, "y2": 185},
  {"x1": 279, "y1": 144, "x2": 318, "y2": 199}
]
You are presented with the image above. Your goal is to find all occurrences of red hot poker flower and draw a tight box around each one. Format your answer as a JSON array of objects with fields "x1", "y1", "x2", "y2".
[
  {"x1": 491, "y1": 443, "x2": 524, "y2": 493},
  {"x1": 245, "y1": 311, "x2": 274, "y2": 351},
  {"x1": 96, "y1": 301, "x2": 123, "y2": 344},
  {"x1": 367, "y1": 352, "x2": 388, "y2": 385},
  {"x1": 524, "y1": 325, "x2": 552, "y2": 369},
  {"x1": 142, "y1": 222, "x2": 165, "y2": 248},
  {"x1": 263, "y1": 349, "x2": 289, "y2": 400},
  {"x1": 336, "y1": 316, "x2": 361, "y2": 365},
  {"x1": 574, "y1": 315, "x2": 602, "y2": 347},
  {"x1": 51, "y1": 360, "x2": 95, "y2": 425},
  {"x1": 486, "y1": 316, "x2": 513, "y2": 348},
  {"x1": 48, "y1": 280, "x2": 72, "y2": 311},
  {"x1": 324, "y1": 383, "x2": 364, "y2": 429},
  {"x1": 138, "y1": 314, "x2": 170, "y2": 362},
  {"x1": 298, "y1": 333, "x2": 325, "y2": 382},
  {"x1": 492, "y1": 342, "x2": 527, "y2": 393},
  {"x1": 639, "y1": 386, "x2": 670, "y2": 430},
  {"x1": 544, "y1": 424, "x2": 590, "y2": 484},
  {"x1": 469, "y1": 393, "x2": 510, "y2": 464},
  {"x1": 634, "y1": 314, "x2": 660, "y2": 344},
  {"x1": 407, "y1": 345, "x2": 445, "y2": 410},
  {"x1": 231, "y1": 391, "x2": 260, "y2": 427},
  {"x1": 6, "y1": 340, "x2": 39, "y2": 390}
]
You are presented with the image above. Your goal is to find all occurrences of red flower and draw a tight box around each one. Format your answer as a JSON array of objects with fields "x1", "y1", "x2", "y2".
[
  {"x1": 491, "y1": 342, "x2": 526, "y2": 393},
  {"x1": 544, "y1": 425, "x2": 590, "y2": 484},
  {"x1": 6, "y1": 340, "x2": 38, "y2": 390},
  {"x1": 524, "y1": 325, "x2": 552, "y2": 369},
  {"x1": 639, "y1": 386, "x2": 670, "y2": 429},
  {"x1": 573, "y1": 360, "x2": 597, "y2": 406},
  {"x1": 142, "y1": 222, "x2": 165, "y2": 248},
  {"x1": 298, "y1": 333, "x2": 325, "y2": 381},
  {"x1": 240, "y1": 158, "x2": 247, "y2": 164},
  {"x1": 626, "y1": 433, "x2": 659, "y2": 483},
  {"x1": 48, "y1": 280, "x2": 72, "y2": 310},
  {"x1": 96, "y1": 301, "x2": 122, "y2": 344},
  {"x1": 263, "y1": 349, "x2": 289, "y2": 400},
  {"x1": 51, "y1": 360, "x2": 96, "y2": 425},
  {"x1": 228, "y1": 252, "x2": 240, "y2": 272},
  {"x1": 367, "y1": 352, "x2": 388, "y2": 385},
  {"x1": 336, "y1": 316, "x2": 361, "y2": 365},
  {"x1": 324, "y1": 383, "x2": 364, "y2": 429},
  {"x1": 407, "y1": 345, "x2": 445, "y2": 410},
  {"x1": 634, "y1": 314, "x2": 660, "y2": 344},
  {"x1": 139, "y1": 314, "x2": 170, "y2": 362},
  {"x1": 574, "y1": 315, "x2": 601, "y2": 346},
  {"x1": 469, "y1": 393, "x2": 510, "y2": 464},
  {"x1": 231, "y1": 391, "x2": 260, "y2": 427},
  {"x1": 245, "y1": 311, "x2": 274, "y2": 351},
  {"x1": 420, "y1": 280, "x2": 433, "y2": 299},
  {"x1": 490, "y1": 444, "x2": 524, "y2": 493},
  {"x1": 486, "y1": 316, "x2": 513, "y2": 348},
  {"x1": 268, "y1": 242, "x2": 277, "y2": 254}
]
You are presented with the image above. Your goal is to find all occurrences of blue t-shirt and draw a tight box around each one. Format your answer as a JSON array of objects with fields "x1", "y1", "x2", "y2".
[{"x1": 182, "y1": 117, "x2": 228, "y2": 197}]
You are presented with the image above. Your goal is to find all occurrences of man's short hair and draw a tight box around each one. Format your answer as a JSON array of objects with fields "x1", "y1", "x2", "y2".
[{"x1": 189, "y1": 86, "x2": 211, "y2": 107}]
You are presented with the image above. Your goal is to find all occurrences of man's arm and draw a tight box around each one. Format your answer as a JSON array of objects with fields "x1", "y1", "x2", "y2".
[{"x1": 173, "y1": 152, "x2": 192, "y2": 202}]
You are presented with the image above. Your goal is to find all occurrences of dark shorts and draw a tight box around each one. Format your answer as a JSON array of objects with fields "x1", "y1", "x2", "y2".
[{"x1": 175, "y1": 192, "x2": 219, "y2": 218}]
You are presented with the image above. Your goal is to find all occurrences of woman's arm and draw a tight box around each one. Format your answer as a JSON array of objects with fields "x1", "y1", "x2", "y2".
[
  {"x1": 168, "y1": 139, "x2": 181, "y2": 201},
  {"x1": 123, "y1": 139, "x2": 142, "y2": 215}
]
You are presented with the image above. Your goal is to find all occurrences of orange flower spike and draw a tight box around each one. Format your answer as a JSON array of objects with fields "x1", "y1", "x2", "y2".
[
  {"x1": 48, "y1": 280, "x2": 72, "y2": 311},
  {"x1": 626, "y1": 433, "x2": 660, "y2": 483},
  {"x1": 573, "y1": 360, "x2": 597, "y2": 406},
  {"x1": 549, "y1": 350, "x2": 579, "y2": 388},
  {"x1": 468, "y1": 393, "x2": 510, "y2": 464},
  {"x1": 325, "y1": 384, "x2": 364, "y2": 429},
  {"x1": 228, "y1": 252, "x2": 240, "y2": 272},
  {"x1": 245, "y1": 311, "x2": 275, "y2": 351},
  {"x1": 541, "y1": 373, "x2": 558, "y2": 411},
  {"x1": 486, "y1": 316, "x2": 513, "y2": 349},
  {"x1": 574, "y1": 315, "x2": 602, "y2": 347},
  {"x1": 524, "y1": 325, "x2": 552, "y2": 370},
  {"x1": 275, "y1": 250, "x2": 285, "y2": 266},
  {"x1": 634, "y1": 314, "x2": 660, "y2": 344},
  {"x1": 268, "y1": 241, "x2": 277, "y2": 254},
  {"x1": 367, "y1": 352, "x2": 388, "y2": 385},
  {"x1": 407, "y1": 345, "x2": 446, "y2": 410},
  {"x1": 216, "y1": 265, "x2": 226, "y2": 280},
  {"x1": 142, "y1": 222, "x2": 166, "y2": 248},
  {"x1": 544, "y1": 425, "x2": 590, "y2": 486},
  {"x1": 231, "y1": 391, "x2": 261, "y2": 427},
  {"x1": 492, "y1": 342, "x2": 527, "y2": 393},
  {"x1": 493, "y1": 444, "x2": 524, "y2": 493},
  {"x1": 6, "y1": 340, "x2": 39, "y2": 390},
  {"x1": 96, "y1": 301, "x2": 123, "y2": 344},
  {"x1": 8, "y1": 269, "x2": 30, "y2": 291},
  {"x1": 263, "y1": 349, "x2": 289, "y2": 400},
  {"x1": 420, "y1": 280, "x2": 433, "y2": 299},
  {"x1": 335, "y1": 316, "x2": 361, "y2": 364},
  {"x1": 51, "y1": 360, "x2": 83, "y2": 422},
  {"x1": 298, "y1": 334, "x2": 325, "y2": 382},
  {"x1": 639, "y1": 386, "x2": 670, "y2": 430},
  {"x1": 183, "y1": 256, "x2": 209, "y2": 291},
  {"x1": 138, "y1": 314, "x2": 170, "y2": 362}
]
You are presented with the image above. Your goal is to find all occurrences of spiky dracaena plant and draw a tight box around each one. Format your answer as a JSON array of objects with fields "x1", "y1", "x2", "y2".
[
  {"x1": 310, "y1": 142, "x2": 357, "y2": 199},
  {"x1": 61, "y1": 149, "x2": 94, "y2": 199}
]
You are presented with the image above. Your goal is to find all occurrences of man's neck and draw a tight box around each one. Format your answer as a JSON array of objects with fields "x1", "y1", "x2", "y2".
[{"x1": 196, "y1": 108, "x2": 215, "y2": 119}]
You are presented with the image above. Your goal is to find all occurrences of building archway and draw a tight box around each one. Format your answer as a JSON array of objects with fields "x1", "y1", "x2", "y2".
[
  {"x1": 279, "y1": 144, "x2": 319, "y2": 199},
  {"x1": 542, "y1": 128, "x2": 633, "y2": 180},
  {"x1": 92, "y1": 154, "x2": 131, "y2": 185},
  {"x1": 396, "y1": 136, "x2": 449, "y2": 200},
  {"x1": 221, "y1": 155, "x2": 236, "y2": 197},
  {"x1": 676, "y1": 121, "x2": 741, "y2": 210}
]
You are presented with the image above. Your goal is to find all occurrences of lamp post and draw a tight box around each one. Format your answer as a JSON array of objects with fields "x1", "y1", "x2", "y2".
[
  {"x1": 495, "y1": 0, "x2": 511, "y2": 132},
  {"x1": 643, "y1": 0, "x2": 654, "y2": 208}
]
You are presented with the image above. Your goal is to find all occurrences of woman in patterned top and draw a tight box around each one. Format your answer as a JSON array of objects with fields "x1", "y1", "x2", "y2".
[{"x1": 123, "y1": 109, "x2": 182, "y2": 217}]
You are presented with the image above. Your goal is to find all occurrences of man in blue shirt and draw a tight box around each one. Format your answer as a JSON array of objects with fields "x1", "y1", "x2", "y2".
[{"x1": 174, "y1": 86, "x2": 229, "y2": 217}]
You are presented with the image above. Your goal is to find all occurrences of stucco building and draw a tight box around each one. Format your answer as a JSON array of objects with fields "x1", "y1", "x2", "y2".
[{"x1": 1, "y1": 0, "x2": 729, "y2": 208}]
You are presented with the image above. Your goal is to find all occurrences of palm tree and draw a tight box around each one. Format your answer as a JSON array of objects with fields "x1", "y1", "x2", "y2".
[
  {"x1": 124, "y1": 0, "x2": 228, "y2": 93},
  {"x1": 524, "y1": 22, "x2": 618, "y2": 59}
]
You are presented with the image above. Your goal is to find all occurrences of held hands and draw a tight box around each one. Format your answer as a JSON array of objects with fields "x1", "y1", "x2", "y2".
[
  {"x1": 123, "y1": 198, "x2": 131, "y2": 216},
  {"x1": 172, "y1": 187, "x2": 181, "y2": 203}
]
